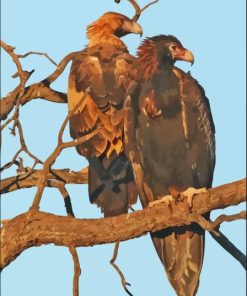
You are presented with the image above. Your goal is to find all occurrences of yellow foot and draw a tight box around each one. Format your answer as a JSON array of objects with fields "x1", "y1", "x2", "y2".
[
  {"x1": 148, "y1": 195, "x2": 174, "y2": 208},
  {"x1": 181, "y1": 187, "x2": 207, "y2": 208}
]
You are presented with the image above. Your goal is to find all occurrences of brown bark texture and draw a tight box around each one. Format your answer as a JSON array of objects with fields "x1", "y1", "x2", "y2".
[{"x1": 1, "y1": 178, "x2": 246, "y2": 270}]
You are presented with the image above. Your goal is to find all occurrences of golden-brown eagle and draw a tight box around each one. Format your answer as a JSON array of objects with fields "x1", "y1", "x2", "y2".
[
  {"x1": 67, "y1": 12, "x2": 142, "y2": 217},
  {"x1": 125, "y1": 35, "x2": 215, "y2": 295}
]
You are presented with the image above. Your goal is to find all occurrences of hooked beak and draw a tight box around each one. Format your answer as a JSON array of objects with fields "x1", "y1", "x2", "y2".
[
  {"x1": 122, "y1": 20, "x2": 143, "y2": 37},
  {"x1": 172, "y1": 48, "x2": 195, "y2": 65}
]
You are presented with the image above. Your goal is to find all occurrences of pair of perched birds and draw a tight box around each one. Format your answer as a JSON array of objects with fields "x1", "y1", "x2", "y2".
[{"x1": 68, "y1": 11, "x2": 215, "y2": 296}]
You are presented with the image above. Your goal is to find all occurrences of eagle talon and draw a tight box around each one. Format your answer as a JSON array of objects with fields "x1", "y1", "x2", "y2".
[
  {"x1": 148, "y1": 195, "x2": 174, "y2": 208},
  {"x1": 181, "y1": 187, "x2": 207, "y2": 209}
]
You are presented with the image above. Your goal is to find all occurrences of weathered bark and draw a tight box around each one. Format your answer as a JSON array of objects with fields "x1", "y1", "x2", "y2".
[{"x1": 1, "y1": 178, "x2": 246, "y2": 270}]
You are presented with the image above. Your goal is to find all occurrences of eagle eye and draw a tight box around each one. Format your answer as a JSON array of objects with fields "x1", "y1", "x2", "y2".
[
  {"x1": 171, "y1": 45, "x2": 177, "y2": 51},
  {"x1": 121, "y1": 19, "x2": 126, "y2": 24}
]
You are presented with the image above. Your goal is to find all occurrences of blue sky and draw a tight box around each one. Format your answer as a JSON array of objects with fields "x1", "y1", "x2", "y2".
[{"x1": 1, "y1": 0, "x2": 246, "y2": 295}]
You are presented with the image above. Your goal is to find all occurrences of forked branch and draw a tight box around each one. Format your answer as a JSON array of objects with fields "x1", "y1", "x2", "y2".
[{"x1": 115, "y1": 0, "x2": 159, "y2": 21}]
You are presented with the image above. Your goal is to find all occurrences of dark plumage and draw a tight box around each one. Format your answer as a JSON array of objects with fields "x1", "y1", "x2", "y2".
[
  {"x1": 125, "y1": 35, "x2": 215, "y2": 295},
  {"x1": 68, "y1": 12, "x2": 142, "y2": 216}
]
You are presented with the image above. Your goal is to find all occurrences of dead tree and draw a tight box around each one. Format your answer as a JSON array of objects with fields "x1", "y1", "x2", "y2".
[{"x1": 1, "y1": 1, "x2": 246, "y2": 295}]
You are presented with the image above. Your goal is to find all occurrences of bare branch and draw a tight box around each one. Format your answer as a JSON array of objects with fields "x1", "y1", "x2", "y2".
[
  {"x1": 30, "y1": 89, "x2": 98, "y2": 210},
  {"x1": 110, "y1": 242, "x2": 133, "y2": 296},
  {"x1": 0, "y1": 168, "x2": 88, "y2": 195},
  {"x1": 0, "y1": 119, "x2": 43, "y2": 173},
  {"x1": 48, "y1": 180, "x2": 75, "y2": 217},
  {"x1": 115, "y1": 0, "x2": 159, "y2": 21},
  {"x1": 43, "y1": 51, "x2": 79, "y2": 85},
  {"x1": 69, "y1": 247, "x2": 81, "y2": 296},
  {"x1": 211, "y1": 211, "x2": 246, "y2": 231},
  {"x1": 210, "y1": 230, "x2": 246, "y2": 269},
  {"x1": 0, "y1": 85, "x2": 67, "y2": 121},
  {"x1": 1, "y1": 43, "x2": 81, "y2": 122},
  {"x1": 31, "y1": 128, "x2": 101, "y2": 210},
  {"x1": 17, "y1": 51, "x2": 57, "y2": 66},
  {"x1": 54, "y1": 179, "x2": 81, "y2": 296},
  {"x1": 1, "y1": 40, "x2": 34, "y2": 100},
  {"x1": 0, "y1": 149, "x2": 22, "y2": 173},
  {"x1": 1, "y1": 116, "x2": 15, "y2": 132},
  {"x1": 1, "y1": 178, "x2": 245, "y2": 270}
]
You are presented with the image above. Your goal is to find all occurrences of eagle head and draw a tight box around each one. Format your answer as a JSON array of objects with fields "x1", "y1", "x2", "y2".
[
  {"x1": 155, "y1": 35, "x2": 194, "y2": 65},
  {"x1": 137, "y1": 35, "x2": 194, "y2": 81},
  {"x1": 87, "y1": 12, "x2": 143, "y2": 39}
]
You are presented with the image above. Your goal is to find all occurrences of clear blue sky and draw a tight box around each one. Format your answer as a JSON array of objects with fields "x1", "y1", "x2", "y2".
[{"x1": 1, "y1": 0, "x2": 246, "y2": 295}]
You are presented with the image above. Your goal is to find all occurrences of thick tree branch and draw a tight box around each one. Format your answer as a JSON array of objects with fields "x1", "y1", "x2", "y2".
[{"x1": 1, "y1": 178, "x2": 246, "y2": 270}]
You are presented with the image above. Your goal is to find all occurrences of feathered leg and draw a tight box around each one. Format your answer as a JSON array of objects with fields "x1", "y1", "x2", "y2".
[{"x1": 88, "y1": 152, "x2": 136, "y2": 217}]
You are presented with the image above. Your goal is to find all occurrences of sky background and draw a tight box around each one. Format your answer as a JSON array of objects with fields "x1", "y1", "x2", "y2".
[{"x1": 1, "y1": 0, "x2": 246, "y2": 295}]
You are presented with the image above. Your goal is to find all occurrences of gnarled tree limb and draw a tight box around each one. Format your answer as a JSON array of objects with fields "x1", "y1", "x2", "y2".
[{"x1": 1, "y1": 178, "x2": 246, "y2": 270}]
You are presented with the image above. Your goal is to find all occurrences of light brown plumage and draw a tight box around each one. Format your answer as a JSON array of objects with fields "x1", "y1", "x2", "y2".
[{"x1": 68, "y1": 12, "x2": 141, "y2": 216}]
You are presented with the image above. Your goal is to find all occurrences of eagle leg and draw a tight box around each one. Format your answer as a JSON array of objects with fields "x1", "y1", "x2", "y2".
[{"x1": 88, "y1": 155, "x2": 134, "y2": 195}]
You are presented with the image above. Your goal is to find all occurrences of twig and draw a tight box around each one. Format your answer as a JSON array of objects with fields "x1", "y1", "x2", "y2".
[
  {"x1": 0, "y1": 168, "x2": 88, "y2": 195},
  {"x1": 43, "y1": 51, "x2": 80, "y2": 85},
  {"x1": 190, "y1": 211, "x2": 246, "y2": 237},
  {"x1": 110, "y1": 242, "x2": 133, "y2": 296},
  {"x1": 18, "y1": 51, "x2": 57, "y2": 66},
  {"x1": 52, "y1": 175, "x2": 81, "y2": 296},
  {"x1": 69, "y1": 247, "x2": 81, "y2": 296},
  {"x1": 210, "y1": 230, "x2": 246, "y2": 270},
  {"x1": 31, "y1": 127, "x2": 101, "y2": 210},
  {"x1": 0, "y1": 120, "x2": 43, "y2": 173},
  {"x1": 48, "y1": 180, "x2": 75, "y2": 217},
  {"x1": 16, "y1": 121, "x2": 43, "y2": 166},
  {"x1": 115, "y1": 0, "x2": 159, "y2": 21},
  {"x1": 211, "y1": 211, "x2": 246, "y2": 230},
  {"x1": 0, "y1": 149, "x2": 22, "y2": 173},
  {"x1": 0, "y1": 116, "x2": 14, "y2": 132},
  {"x1": 1, "y1": 43, "x2": 80, "y2": 121},
  {"x1": 1, "y1": 40, "x2": 34, "y2": 100},
  {"x1": 31, "y1": 88, "x2": 101, "y2": 210}
]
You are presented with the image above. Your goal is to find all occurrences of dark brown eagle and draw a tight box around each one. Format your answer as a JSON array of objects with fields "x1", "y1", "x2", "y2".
[
  {"x1": 124, "y1": 35, "x2": 215, "y2": 295},
  {"x1": 67, "y1": 12, "x2": 142, "y2": 217}
]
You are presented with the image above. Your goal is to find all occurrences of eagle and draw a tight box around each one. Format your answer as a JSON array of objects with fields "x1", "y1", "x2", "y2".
[
  {"x1": 67, "y1": 12, "x2": 142, "y2": 217},
  {"x1": 124, "y1": 35, "x2": 215, "y2": 295}
]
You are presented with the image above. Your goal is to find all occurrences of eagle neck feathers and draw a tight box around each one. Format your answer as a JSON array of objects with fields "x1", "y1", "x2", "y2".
[
  {"x1": 137, "y1": 39, "x2": 160, "y2": 82},
  {"x1": 87, "y1": 23, "x2": 127, "y2": 50}
]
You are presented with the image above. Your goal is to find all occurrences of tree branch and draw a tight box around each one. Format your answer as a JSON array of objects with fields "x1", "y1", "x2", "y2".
[
  {"x1": 69, "y1": 247, "x2": 81, "y2": 296},
  {"x1": 1, "y1": 41, "x2": 81, "y2": 121},
  {"x1": 0, "y1": 168, "x2": 88, "y2": 195},
  {"x1": 110, "y1": 242, "x2": 133, "y2": 296},
  {"x1": 1, "y1": 178, "x2": 246, "y2": 270},
  {"x1": 209, "y1": 230, "x2": 246, "y2": 269},
  {"x1": 30, "y1": 88, "x2": 99, "y2": 210},
  {"x1": 115, "y1": 0, "x2": 159, "y2": 21}
]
